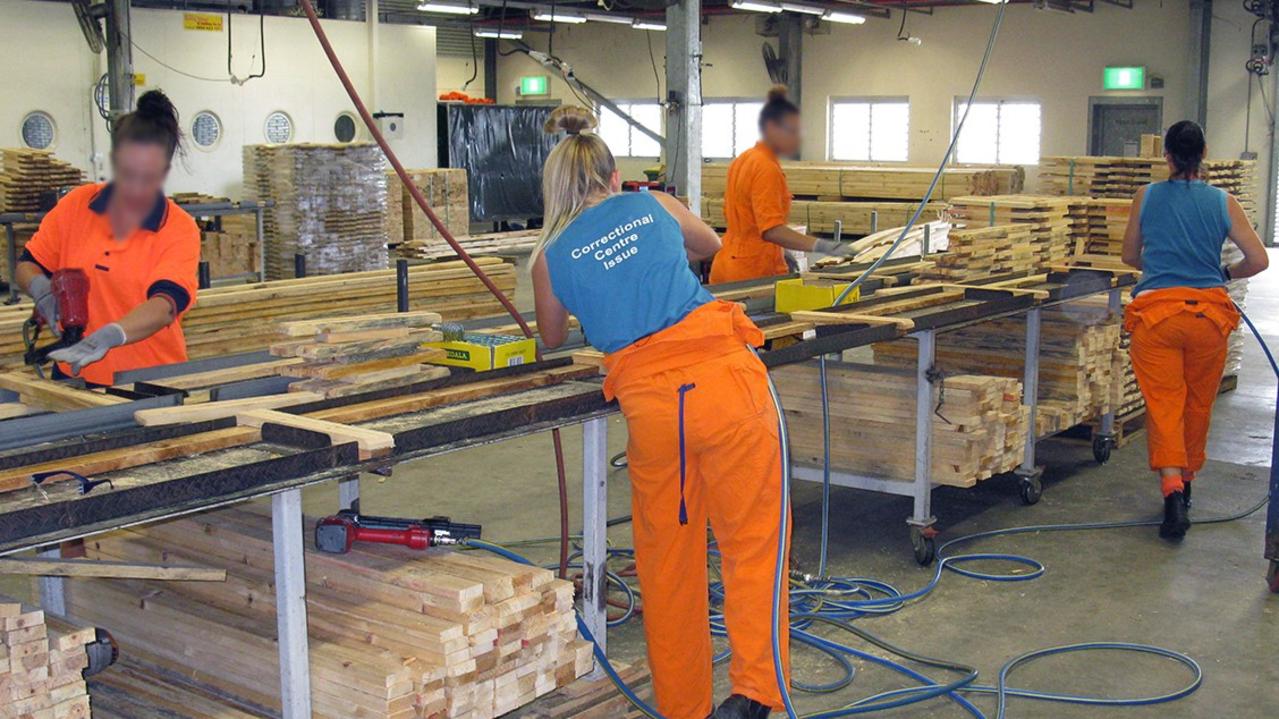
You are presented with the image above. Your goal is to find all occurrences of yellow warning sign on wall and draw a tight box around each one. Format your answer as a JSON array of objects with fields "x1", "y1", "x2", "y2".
[{"x1": 183, "y1": 13, "x2": 224, "y2": 32}]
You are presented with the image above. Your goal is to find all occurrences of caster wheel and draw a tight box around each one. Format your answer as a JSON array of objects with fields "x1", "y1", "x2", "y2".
[
  {"x1": 1019, "y1": 477, "x2": 1042, "y2": 505},
  {"x1": 1092, "y1": 435, "x2": 1112, "y2": 465},
  {"x1": 911, "y1": 534, "x2": 936, "y2": 566},
  {"x1": 1268, "y1": 561, "x2": 1279, "y2": 594}
]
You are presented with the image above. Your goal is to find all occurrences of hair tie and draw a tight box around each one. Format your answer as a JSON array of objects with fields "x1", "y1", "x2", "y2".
[{"x1": 566, "y1": 129, "x2": 582, "y2": 136}]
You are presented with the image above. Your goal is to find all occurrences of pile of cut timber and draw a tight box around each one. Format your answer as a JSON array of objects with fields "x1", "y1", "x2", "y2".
[
  {"x1": 702, "y1": 163, "x2": 1024, "y2": 201},
  {"x1": 272, "y1": 311, "x2": 450, "y2": 397},
  {"x1": 0, "y1": 258, "x2": 518, "y2": 368},
  {"x1": 174, "y1": 193, "x2": 262, "y2": 280},
  {"x1": 69, "y1": 508, "x2": 593, "y2": 719},
  {"x1": 0, "y1": 149, "x2": 83, "y2": 213},
  {"x1": 873, "y1": 305, "x2": 1121, "y2": 436},
  {"x1": 946, "y1": 195, "x2": 1084, "y2": 267},
  {"x1": 918, "y1": 224, "x2": 1034, "y2": 282},
  {"x1": 387, "y1": 169, "x2": 470, "y2": 247},
  {"x1": 242, "y1": 143, "x2": 388, "y2": 279},
  {"x1": 397, "y1": 229, "x2": 540, "y2": 262},
  {"x1": 1039, "y1": 156, "x2": 1257, "y2": 219},
  {"x1": 701, "y1": 198, "x2": 945, "y2": 238},
  {"x1": 773, "y1": 361, "x2": 1027, "y2": 487},
  {"x1": 1074, "y1": 198, "x2": 1131, "y2": 256},
  {"x1": 1, "y1": 594, "x2": 97, "y2": 719}
]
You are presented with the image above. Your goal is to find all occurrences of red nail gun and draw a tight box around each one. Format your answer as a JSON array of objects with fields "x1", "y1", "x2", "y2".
[
  {"x1": 314, "y1": 508, "x2": 481, "y2": 554},
  {"x1": 22, "y1": 268, "x2": 90, "y2": 377}
]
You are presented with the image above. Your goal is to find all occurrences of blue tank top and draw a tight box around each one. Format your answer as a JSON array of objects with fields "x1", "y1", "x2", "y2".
[
  {"x1": 1133, "y1": 180, "x2": 1232, "y2": 295},
  {"x1": 544, "y1": 192, "x2": 714, "y2": 353}
]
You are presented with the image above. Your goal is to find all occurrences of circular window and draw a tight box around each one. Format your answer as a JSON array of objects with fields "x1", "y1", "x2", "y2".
[
  {"x1": 334, "y1": 113, "x2": 357, "y2": 143},
  {"x1": 21, "y1": 112, "x2": 56, "y2": 150},
  {"x1": 264, "y1": 111, "x2": 294, "y2": 144},
  {"x1": 191, "y1": 111, "x2": 222, "y2": 150}
]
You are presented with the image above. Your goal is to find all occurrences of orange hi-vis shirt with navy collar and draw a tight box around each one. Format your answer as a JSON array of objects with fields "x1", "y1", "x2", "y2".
[
  {"x1": 709, "y1": 141, "x2": 792, "y2": 284},
  {"x1": 24, "y1": 183, "x2": 200, "y2": 386}
]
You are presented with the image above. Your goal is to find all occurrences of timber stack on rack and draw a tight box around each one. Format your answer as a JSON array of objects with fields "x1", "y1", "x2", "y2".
[
  {"x1": 772, "y1": 361, "x2": 1027, "y2": 487},
  {"x1": 946, "y1": 195, "x2": 1084, "y2": 267},
  {"x1": 1040, "y1": 156, "x2": 1257, "y2": 217},
  {"x1": 0, "y1": 258, "x2": 518, "y2": 367},
  {"x1": 242, "y1": 143, "x2": 388, "y2": 279},
  {"x1": 873, "y1": 305, "x2": 1121, "y2": 436},
  {"x1": 387, "y1": 168, "x2": 469, "y2": 248},
  {"x1": 701, "y1": 198, "x2": 946, "y2": 238},
  {"x1": 174, "y1": 192, "x2": 261, "y2": 280},
  {"x1": 397, "y1": 229, "x2": 541, "y2": 262},
  {"x1": 1, "y1": 594, "x2": 97, "y2": 719},
  {"x1": 271, "y1": 311, "x2": 451, "y2": 398},
  {"x1": 68, "y1": 508, "x2": 593, "y2": 719},
  {"x1": 0, "y1": 148, "x2": 83, "y2": 213},
  {"x1": 917, "y1": 224, "x2": 1034, "y2": 281}
]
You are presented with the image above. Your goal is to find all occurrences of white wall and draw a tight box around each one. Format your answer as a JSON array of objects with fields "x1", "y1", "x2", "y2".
[
  {"x1": 437, "y1": 55, "x2": 486, "y2": 97},
  {"x1": 495, "y1": 4, "x2": 1192, "y2": 185},
  {"x1": 0, "y1": 1, "x2": 438, "y2": 199},
  {"x1": 1206, "y1": 0, "x2": 1272, "y2": 222}
]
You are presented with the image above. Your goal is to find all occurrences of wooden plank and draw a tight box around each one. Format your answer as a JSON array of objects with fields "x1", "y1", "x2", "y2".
[
  {"x1": 133, "y1": 392, "x2": 324, "y2": 426},
  {"x1": 0, "y1": 557, "x2": 226, "y2": 581},
  {"x1": 789, "y1": 311, "x2": 915, "y2": 330},
  {"x1": 0, "y1": 372, "x2": 128, "y2": 411},
  {"x1": 237, "y1": 409, "x2": 395, "y2": 459},
  {"x1": 144, "y1": 357, "x2": 306, "y2": 391}
]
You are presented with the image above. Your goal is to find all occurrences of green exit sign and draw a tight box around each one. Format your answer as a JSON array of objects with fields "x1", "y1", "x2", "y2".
[
  {"x1": 1103, "y1": 66, "x2": 1146, "y2": 90},
  {"x1": 519, "y1": 75, "x2": 549, "y2": 96}
]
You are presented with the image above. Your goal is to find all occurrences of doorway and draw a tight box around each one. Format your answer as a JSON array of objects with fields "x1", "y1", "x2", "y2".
[{"x1": 1089, "y1": 97, "x2": 1164, "y2": 156}]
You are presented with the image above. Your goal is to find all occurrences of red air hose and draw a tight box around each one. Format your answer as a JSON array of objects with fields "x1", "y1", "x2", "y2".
[{"x1": 297, "y1": 0, "x2": 573, "y2": 578}]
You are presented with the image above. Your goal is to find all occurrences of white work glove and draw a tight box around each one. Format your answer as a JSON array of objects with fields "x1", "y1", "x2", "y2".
[
  {"x1": 48, "y1": 323, "x2": 127, "y2": 376},
  {"x1": 26, "y1": 274, "x2": 60, "y2": 338},
  {"x1": 812, "y1": 238, "x2": 856, "y2": 257}
]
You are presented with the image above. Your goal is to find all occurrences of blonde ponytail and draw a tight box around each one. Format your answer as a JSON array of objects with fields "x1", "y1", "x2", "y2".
[{"x1": 533, "y1": 106, "x2": 618, "y2": 261}]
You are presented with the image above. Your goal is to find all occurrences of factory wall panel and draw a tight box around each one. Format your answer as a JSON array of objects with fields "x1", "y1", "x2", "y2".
[
  {"x1": 0, "y1": 1, "x2": 438, "y2": 198},
  {"x1": 438, "y1": 55, "x2": 486, "y2": 97}
]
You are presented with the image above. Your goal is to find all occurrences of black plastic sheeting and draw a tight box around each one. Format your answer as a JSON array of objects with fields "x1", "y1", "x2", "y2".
[{"x1": 440, "y1": 104, "x2": 559, "y2": 222}]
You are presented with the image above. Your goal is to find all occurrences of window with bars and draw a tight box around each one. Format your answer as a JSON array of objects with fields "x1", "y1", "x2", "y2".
[
  {"x1": 953, "y1": 99, "x2": 1041, "y2": 165},
  {"x1": 701, "y1": 99, "x2": 765, "y2": 160},
  {"x1": 828, "y1": 98, "x2": 910, "y2": 162},
  {"x1": 597, "y1": 102, "x2": 664, "y2": 158}
]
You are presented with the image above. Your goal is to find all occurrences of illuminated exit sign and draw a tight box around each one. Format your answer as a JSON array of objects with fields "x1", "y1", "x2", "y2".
[
  {"x1": 519, "y1": 75, "x2": 549, "y2": 97},
  {"x1": 1103, "y1": 66, "x2": 1146, "y2": 91}
]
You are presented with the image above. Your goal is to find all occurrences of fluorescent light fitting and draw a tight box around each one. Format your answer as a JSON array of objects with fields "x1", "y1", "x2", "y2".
[
  {"x1": 730, "y1": 0, "x2": 784, "y2": 13},
  {"x1": 474, "y1": 28, "x2": 524, "y2": 39},
  {"x1": 532, "y1": 9, "x2": 588, "y2": 23},
  {"x1": 632, "y1": 20, "x2": 667, "y2": 31},
  {"x1": 779, "y1": 2, "x2": 826, "y2": 15},
  {"x1": 584, "y1": 12, "x2": 636, "y2": 24},
  {"x1": 417, "y1": 1, "x2": 479, "y2": 15},
  {"x1": 823, "y1": 10, "x2": 867, "y2": 24}
]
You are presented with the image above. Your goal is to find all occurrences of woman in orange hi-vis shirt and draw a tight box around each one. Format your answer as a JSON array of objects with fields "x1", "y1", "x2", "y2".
[
  {"x1": 709, "y1": 86, "x2": 853, "y2": 284},
  {"x1": 16, "y1": 90, "x2": 200, "y2": 387},
  {"x1": 1121, "y1": 120, "x2": 1268, "y2": 540}
]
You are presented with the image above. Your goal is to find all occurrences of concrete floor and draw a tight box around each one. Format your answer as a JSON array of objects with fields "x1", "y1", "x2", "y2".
[{"x1": 8, "y1": 254, "x2": 1279, "y2": 716}]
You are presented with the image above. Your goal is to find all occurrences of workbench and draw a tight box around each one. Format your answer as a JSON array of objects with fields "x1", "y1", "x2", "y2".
[{"x1": 0, "y1": 263, "x2": 1135, "y2": 717}]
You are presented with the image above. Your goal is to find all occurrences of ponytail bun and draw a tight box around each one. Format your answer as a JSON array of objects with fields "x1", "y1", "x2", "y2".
[
  {"x1": 1164, "y1": 120, "x2": 1206, "y2": 180},
  {"x1": 759, "y1": 84, "x2": 799, "y2": 130},
  {"x1": 767, "y1": 85, "x2": 790, "y2": 103},
  {"x1": 545, "y1": 106, "x2": 598, "y2": 136},
  {"x1": 112, "y1": 89, "x2": 184, "y2": 160}
]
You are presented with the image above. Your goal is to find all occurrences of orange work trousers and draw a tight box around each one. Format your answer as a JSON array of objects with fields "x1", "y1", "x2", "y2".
[
  {"x1": 1126, "y1": 287, "x2": 1239, "y2": 474},
  {"x1": 604, "y1": 301, "x2": 791, "y2": 719}
]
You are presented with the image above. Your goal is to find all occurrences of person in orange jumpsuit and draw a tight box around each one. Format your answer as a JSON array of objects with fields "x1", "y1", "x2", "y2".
[
  {"x1": 16, "y1": 90, "x2": 200, "y2": 387},
  {"x1": 1121, "y1": 120, "x2": 1268, "y2": 539},
  {"x1": 531, "y1": 106, "x2": 789, "y2": 719},
  {"x1": 709, "y1": 86, "x2": 853, "y2": 285}
]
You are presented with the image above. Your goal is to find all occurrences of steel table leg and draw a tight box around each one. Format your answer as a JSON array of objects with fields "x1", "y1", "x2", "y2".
[
  {"x1": 580, "y1": 417, "x2": 609, "y2": 676},
  {"x1": 255, "y1": 208, "x2": 267, "y2": 283},
  {"x1": 272, "y1": 488, "x2": 312, "y2": 718},
  {"x1": 37, "y1": 544, "x2": 65, "y2": 616},
  {"x1": 1015, "y1": 308, "x2": 1045, "y2": 504},
  {"x1": 1093, "y1": 288, "x2": 1123, "y2": 463},
  {"x1": 338, "y1": 476, "x2": 360, "y2": 510},
  {"x1": 908, "y1": 330, "x2": 938, "y2": 564},
  {"x1": 6, "y1": 223, "x2": 18, "y2": 304}
]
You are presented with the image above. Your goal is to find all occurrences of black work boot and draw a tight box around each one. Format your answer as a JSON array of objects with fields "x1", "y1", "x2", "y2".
[
  {"x1": 1182, "y1": 482, "x2": 1192, "y2": 510},
  {"x1": 711, "y1": 694, "x2": 771, "y2": 719},
  {"x1": 1160, "y1": 492, "x2": 1190, "y2": 540}
]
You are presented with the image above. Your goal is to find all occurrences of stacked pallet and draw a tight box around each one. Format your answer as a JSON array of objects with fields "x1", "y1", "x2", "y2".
[
  {"x1": 272, "y1": 311, "x2": 450, "y2": 397},
  {"x1": 873, "y1": 305, "x2": 1121, "y2": 436},
  {"x1": 69, "y1": 508, "x2": 592, "y2": 719},
  {"x1": 918, "y1": 224, "x2": 1034, "y2": 282},
  {"x1": 174, "y1": 194, "x2": 262, "y2": 280},
  {"x1": 0, "y1": 149, "x2": 83, "y2": 213},
  {"x1": 1074, "y1": 198, "x2": 1131, "y2": 256},
  {"x1": 947, "y1": 195, "x2": 1083, "y2": 267},
  {"x1": 398, "y1": 229, "x2": 540, "y2": 262},
  {"x1": 389, "y1": 169, "x2": 470, "y2": 247},
  {"x1": 1, "y1": 594, "x2": 97, "y2": 719},
  {"x1": 1040, "y1": 157, "x2": 1257, "y2": 218},
  {"x1": 773, "y1": 361, "x2": 1027, "y2": 487},
  {"x1": 703, "y1": 163, "x2": 1024, "y2": 201},
  {"x1": 0, "y1": 258, "x2": 518, "y2": 368},
  {"x1": 701, "y1": 198, "x2": 946, "y2": 237},
  {"x1": 242, "y1": 143, "x2": 388, "y2": 279}
]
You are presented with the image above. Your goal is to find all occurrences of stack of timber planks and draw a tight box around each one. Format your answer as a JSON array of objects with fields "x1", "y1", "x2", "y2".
[
  {"x1": 0, "y1": 258, "x2": 517, "y2": 368},
  {"x1": 1, "y1": 594, "x2": 97, "y2": 719},
  {"x1": 174, "y1": 193, "x2": 262, "y2": 280},
  {"x1": 773, "y1": 361, "x2": 1027, "y2": 487},
  {"x1": 702, "y1": 163, "x2": 1024, "y2": 201},
  {"x1": 242, "y1": 143, "x2": 388, "y2": 279},
  {"x1": 272, "y1": 311, "x2": 451, "y2": 397},
  {"x1": 917, "y1": 224, "x2": 1034, "y2": 281},
  {"x1": 0, "y1": 149, "x2": 83, "y2": 213},
  {"x1": 387, "y1": 169, "x2": 470, "y2": 247},
  {"x1": 947, "y1": 195, "x2": 1084, "y2": 267},
  {"x1": 1075, "y1": 198, "x2": 1131, "y2": 256},
  {"x1": 701, "y1": 198, "x2": 946, "y2": 238},
  {"x1": 873, "y1": 305, "x2": 1122, "y2": 436},
  {"x1": 69, "y1": 508, "x2": 593, "y2": 719},
  {"x1": 1039, "y1": 156, "x2": 1257, "y2": 219},
  {"x1": 397, "y1": 230, "x2": 541, "y2": 262}
]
